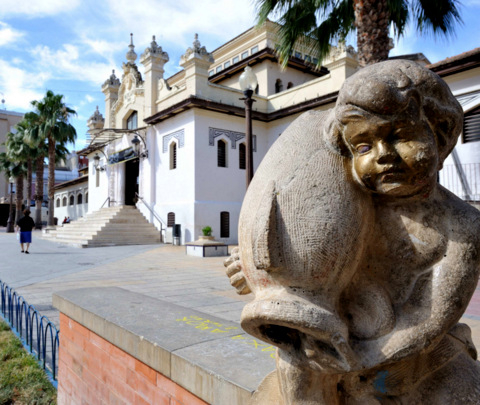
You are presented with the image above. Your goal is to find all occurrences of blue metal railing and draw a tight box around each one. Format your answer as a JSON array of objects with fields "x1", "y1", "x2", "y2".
[{"x1": 0, "y1": 280, "x2": 59, "y2": 387}]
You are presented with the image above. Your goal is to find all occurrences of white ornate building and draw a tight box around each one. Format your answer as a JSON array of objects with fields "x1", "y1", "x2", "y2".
[{"x1": 75, "y1": 22, "x2": 479, "y2": 244}]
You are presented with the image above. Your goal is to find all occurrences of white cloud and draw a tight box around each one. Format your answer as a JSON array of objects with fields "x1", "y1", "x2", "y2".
[
  {"x1": 103, "y1": 0, "x2": 256, "y2": 51},
  {"x1": 0, "y1": 0, "x2": 81, "y2": 18},
  {"x1": 0, "y1": 59, "x2": 46, "y2": 110},
  {"x1": 0, "y1": 22, "x2": 24, "y2": 46},
  {"x1": 85, "y1": 95, "x2": 94, "y2": 103},
  {"x1": 31, "y1": 44, "x2": 114, "y2": 85}
]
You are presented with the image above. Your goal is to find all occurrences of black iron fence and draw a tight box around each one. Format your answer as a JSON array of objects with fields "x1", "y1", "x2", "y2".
[{"x1": 0, "y1": 280, "x2": 59, "y2": 386}]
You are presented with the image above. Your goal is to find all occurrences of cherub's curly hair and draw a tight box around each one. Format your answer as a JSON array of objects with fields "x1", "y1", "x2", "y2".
[{"x1": 324, "y1": 60, "x2": 463, "y2": 168}]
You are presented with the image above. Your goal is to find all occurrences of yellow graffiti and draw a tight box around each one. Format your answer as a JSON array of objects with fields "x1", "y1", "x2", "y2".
[
  {"x1": 231, "y1": 334, "x2": 276, "y2": 359},
  {"x1": 176, "y1": 315, "x2": 239, "y2": 333},
  {"x1": 177, "y1": 316, "x2": 276, "y2": 359}
]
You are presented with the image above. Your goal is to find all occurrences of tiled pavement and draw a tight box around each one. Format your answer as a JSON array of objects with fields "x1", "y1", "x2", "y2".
[{"x1": 1, "y1": 229, "x2": 480, "y2": 349}]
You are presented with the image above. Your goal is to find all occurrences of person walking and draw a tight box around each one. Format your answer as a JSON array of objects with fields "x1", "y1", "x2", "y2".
[{"x1": 16, "y1": 209, "x2": 35, "y2": 254}]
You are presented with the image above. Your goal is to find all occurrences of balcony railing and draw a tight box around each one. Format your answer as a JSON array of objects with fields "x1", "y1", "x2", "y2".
[{"x1": 439, "y1": 163, "x2": 480, "y2": 202}]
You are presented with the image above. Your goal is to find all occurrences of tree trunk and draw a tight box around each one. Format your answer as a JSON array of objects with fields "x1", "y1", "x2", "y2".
[
  {"x1": 35, "y1": 154, "x2": 44, "y2": 229},
  {"x1": 354, "y1": 0, "x2": 391, "y2": 66},
  {"x1": 48, "y1": 136, "x2": 55, "y2": 227},
  {"x1": 27, "y1": 158, "x2": 33, "y2": 207},
  {"x1": 15, "y1": 174, "x2": 24, "y2": 225}
]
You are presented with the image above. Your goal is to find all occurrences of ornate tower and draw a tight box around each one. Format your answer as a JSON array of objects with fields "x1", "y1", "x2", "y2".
[{"x1": 140, "y1": 35, "x2": 169, "y2": 118}]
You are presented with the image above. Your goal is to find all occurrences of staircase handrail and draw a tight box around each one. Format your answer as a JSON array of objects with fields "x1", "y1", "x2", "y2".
[
  {"x1": 100, "y1": 197, "x2": 110, "y2": 209},
  {"x1": 135, "y1": 193, "x2": 166, "y2": 232}
]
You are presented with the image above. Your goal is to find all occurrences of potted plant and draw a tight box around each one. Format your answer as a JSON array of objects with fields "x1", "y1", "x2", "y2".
[{"x1": 200, "y1": 226, "x2": 214, "y2": 240}]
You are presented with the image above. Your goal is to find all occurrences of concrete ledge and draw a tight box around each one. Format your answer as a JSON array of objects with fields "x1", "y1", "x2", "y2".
[{"x1": 53, "y1": 287, "x2": 275, "y2": 404}]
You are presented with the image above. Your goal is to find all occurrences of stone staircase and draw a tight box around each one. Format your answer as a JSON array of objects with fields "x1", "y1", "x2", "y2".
[{"x1": 43, "y1": 206, "x2": 161, "y2": 248}]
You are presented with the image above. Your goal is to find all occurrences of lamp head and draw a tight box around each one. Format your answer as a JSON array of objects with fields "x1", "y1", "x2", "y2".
[
  {"x1": 131, "y1": 135, "x2": 141, "y2": 154},
  {"x1": 239, "y1": 66, "x2": 258, "y2": 96}
]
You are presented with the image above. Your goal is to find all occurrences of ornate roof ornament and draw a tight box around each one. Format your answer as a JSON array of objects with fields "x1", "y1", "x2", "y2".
[
  {"x1": 126, "y1": 33, "x2": 137, "y2": 64},
  {"x1": 140, "y1": 35, "x2": 169, "y2": 64},
  {"x1": 87, "y1": 106, "x2": 105, "y2": 131},
  {"x1": 180, "y1": 33, "x2": 214, "y2": 65},
  {"x1": 103, "y1": 69, "x2": 120, "y2": 87}
]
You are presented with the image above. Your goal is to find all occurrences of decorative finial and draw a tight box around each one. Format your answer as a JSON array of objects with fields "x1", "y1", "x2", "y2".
[{"x1": 126, "y1": 33, "x2": 137, "y2": 63}]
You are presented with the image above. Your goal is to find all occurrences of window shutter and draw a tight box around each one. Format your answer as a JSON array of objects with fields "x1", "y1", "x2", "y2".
[
  {"x1": 463, "y1": 107, "x2": 480, "y2": 143},
  {"x1": 220, "y1": 211, "x2": 230, "y2": 238},
  {"x1": 167, "y1": 212, "x2": 175, "y2": 227}
]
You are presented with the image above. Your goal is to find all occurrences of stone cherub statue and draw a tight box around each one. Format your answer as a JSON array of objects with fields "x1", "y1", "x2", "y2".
[{"x1": 225, "y1": 60, "x2": 480, "y2": 404}]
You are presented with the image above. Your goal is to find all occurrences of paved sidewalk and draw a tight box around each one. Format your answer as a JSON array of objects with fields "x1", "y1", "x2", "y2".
[{"x1": 1, "y1": 228, "x2": 480, "y2": 350}]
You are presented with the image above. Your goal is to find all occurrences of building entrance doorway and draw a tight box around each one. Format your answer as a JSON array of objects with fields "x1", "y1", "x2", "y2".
[{"x1": 125, "y1": 158, "x2": 139, "y2": 206}]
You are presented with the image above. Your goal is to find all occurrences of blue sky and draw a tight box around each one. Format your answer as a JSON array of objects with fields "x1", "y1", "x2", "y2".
[{"x1": 0, "y1": 0, "x2": 479, "y2": 151}]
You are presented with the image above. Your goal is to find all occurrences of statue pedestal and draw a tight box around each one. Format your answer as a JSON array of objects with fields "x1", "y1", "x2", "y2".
[{"x1": 186, "y1": 236, "x2": 229, "y2": 257}]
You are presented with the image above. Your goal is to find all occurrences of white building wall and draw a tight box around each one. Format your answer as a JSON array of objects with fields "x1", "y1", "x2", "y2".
[{"x1": 54, "y1": 181, "x2": 88, "y2": 222}]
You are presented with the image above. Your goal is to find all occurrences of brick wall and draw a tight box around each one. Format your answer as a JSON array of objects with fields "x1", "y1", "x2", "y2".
[{"x1": 58, "y1": 313, "x2": 209, "y2": 405}]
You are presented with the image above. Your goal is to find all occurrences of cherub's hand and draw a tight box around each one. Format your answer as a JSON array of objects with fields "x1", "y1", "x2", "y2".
[{"x1": 223, "y1": 247, "x2": 251, "y2": 295}]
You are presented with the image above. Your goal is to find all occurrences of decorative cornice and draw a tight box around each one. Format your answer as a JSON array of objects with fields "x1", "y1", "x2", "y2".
[
  {"x1": 145, "y1": 92, "x2": 338, "y2": 125},
  {"x1": 209, "y1": 127, "x2": 256, "y2": 151},
  {"x1": 162, "y1": 129, "x2": 185, "y2": 152}
]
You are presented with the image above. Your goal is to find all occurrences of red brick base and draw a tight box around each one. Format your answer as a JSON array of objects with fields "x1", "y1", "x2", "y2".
[{"x1": 58, "y1": 313, "x2": 209, "y2": 405}]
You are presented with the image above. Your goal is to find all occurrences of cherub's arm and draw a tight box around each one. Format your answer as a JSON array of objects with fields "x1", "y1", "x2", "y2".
[{"x1": 354, "y1": 230, "x2": 480, "y2": 368}]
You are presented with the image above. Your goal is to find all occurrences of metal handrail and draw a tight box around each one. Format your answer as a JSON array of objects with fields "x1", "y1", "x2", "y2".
[
  {"x1": 135, "y1": 193, "x2": 166, "y2": 238},
  {"x1": 0, "y1": 280, "x2": 59, "y2": 386},
  {"x1": 100, "y1": 196, "x2": 110, "y2": 209}
]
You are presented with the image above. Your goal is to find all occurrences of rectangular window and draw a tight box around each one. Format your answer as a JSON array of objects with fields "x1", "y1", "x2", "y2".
[
  {"x1": 216, "y1": 66, "x2": 222, "y2": 73},
  {"x1": 251, "y1": 45, "x2": 259, "y2": 54},
  {"x1": 233, "y1": 56, "x2": 239, "y2": 64},
  {"x1": 313, "y1": 57, "x2": 319, "y2": 65},
  {"x1": 220, "y1": 212, "x2": 230, "y2": 238},
  {"x1": 208, "y1": 70, "x2": 214, "y2": 76},
  {"x1": 305, "y1": 55, "x2": 311, "y2": 63},
  {"x1": 463, "y1": 109, "x2": 480, "y2": 143},
  {"x1": 224, "y1": 61, "x2": 231, "y2": 69},
  {"x1": 241, "y1": 51, "x2": 249, "y2": 60},
  {"x1": 295, "y1": 51, "x2": 302, "y2": 59}
]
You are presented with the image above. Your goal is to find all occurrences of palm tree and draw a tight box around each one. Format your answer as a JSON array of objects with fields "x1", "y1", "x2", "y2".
[
  {"x1": 23, "y1": 112, "x2": 46, "y2": 229},
  {"x1": 5, "y1": 130, "x2": 29, "y2": 224},
  {"x1": 30, "y1": 91, "x2": 77, "y2": 227},
  {"x1": 0, "y1": 152, "x2": 27, "y2": 229},
  {"x1": 256, "y1": 0, "x2": 462, "y2": 66}
]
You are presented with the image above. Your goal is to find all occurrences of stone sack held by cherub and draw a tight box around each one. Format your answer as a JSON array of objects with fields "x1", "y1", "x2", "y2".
[{"x1": 225, "y1": 60, "x2": 480, "y2": 404}]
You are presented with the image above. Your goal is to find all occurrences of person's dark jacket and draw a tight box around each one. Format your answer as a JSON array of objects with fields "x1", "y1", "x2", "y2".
[{"x1": 17, "y1": 216, "x2": 35, "y2": 232}]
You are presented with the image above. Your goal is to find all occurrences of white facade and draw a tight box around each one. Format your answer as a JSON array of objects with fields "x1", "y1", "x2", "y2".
[
  {"x1": 80, "y1": 22, "x2": 478, "y2": 245},
  {"x1": 431, "y1": 50, "x2": 480, "y2": 201}
]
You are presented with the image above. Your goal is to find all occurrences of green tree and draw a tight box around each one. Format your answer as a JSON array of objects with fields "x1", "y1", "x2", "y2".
[
  {"x1": 30, "y1": 91, "x2": 77, "y2": 227},
  {"x1": 256, "y1": 0, "x2": 462, "y2": 66},
  {"x1": 0, "y1": 151, "x2": 26, "y2": 229}
]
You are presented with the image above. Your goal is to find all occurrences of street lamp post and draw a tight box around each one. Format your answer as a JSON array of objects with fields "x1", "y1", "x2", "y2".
[
  {"x1": 239, "y1": 66, "x2": 258, "y2": 188},
  {"x1": 6, "y1": 177, "x2": 15, "y2": 233}
]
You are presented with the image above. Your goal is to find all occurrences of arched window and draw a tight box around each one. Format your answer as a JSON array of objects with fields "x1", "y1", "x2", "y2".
[
  {"x1": 170, "y1": 142, "x2": 177, "y2": 170},
  {"x1": 217, "y1": 139, "x2": 227, "y2": 168},
  {"x1": 62, "y1": 197, "x2": 67, "y2": 207},
  {"x1": 220, "y1": 211, "x2": 230, "y2": 238},
  {"x1": 85, "y1": 192, "x2": 88, "y2": 204},
  {"x1": 126, "y1": 111, "x2": 138, "y2": 130},
  {"x1": 275, "y1": 79, "x2": 283, "y2": 93},
  {"x1": 56, "y1": 198, "x2": 60, "y2": 208},
  {"x1": 287, "y1": 82, "x2": 294, "y2": 89},
  {"x1": 239, "y1": 143, "x2": 246, "y2": 170},
  {"x1": 69, "y1": 195, "x2": 75, "y2": 206},
  {"x1": 77, "y1": 193, "x2": 83, "y2": 204},
  {"x1": 167, "y1": 212, "x2": 175, "y2": 227}
]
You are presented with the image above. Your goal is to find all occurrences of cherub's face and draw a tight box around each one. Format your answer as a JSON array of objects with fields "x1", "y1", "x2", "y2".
[{"x1": 343, "y1": 108, "x2": 439, "y2": 197}]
